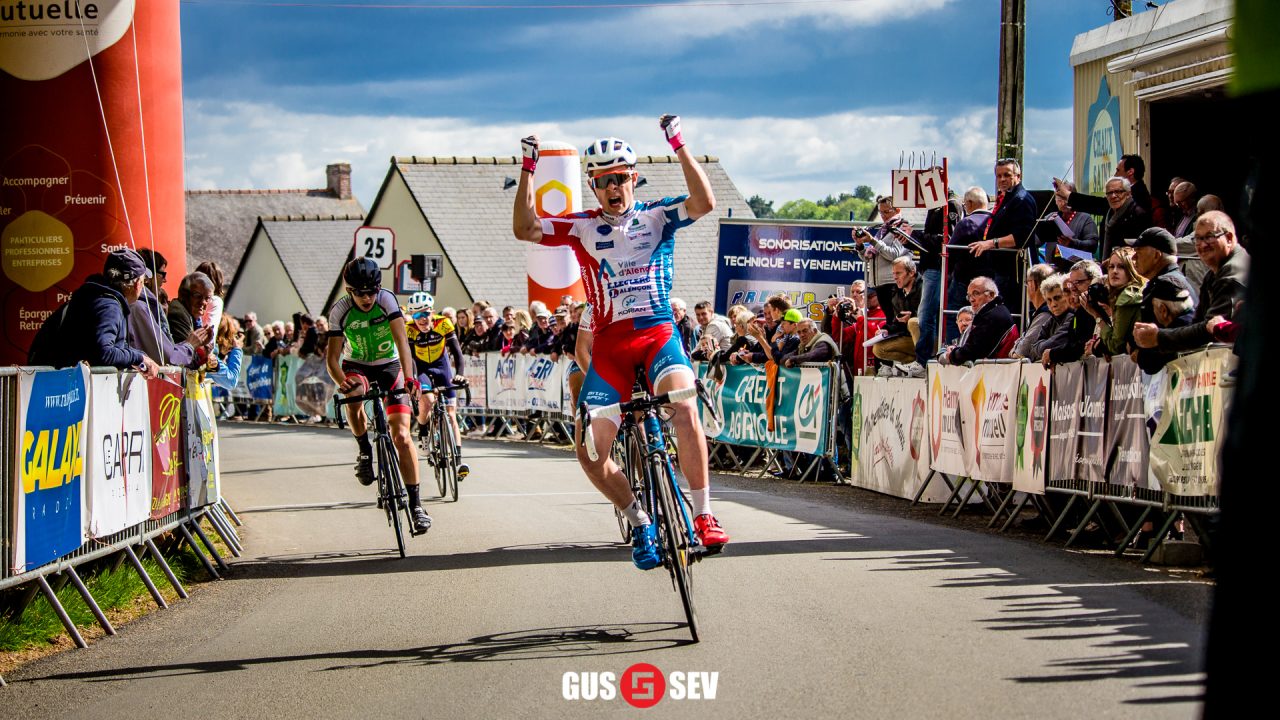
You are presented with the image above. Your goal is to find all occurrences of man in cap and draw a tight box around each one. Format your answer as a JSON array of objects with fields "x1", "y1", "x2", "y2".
[
  {"x1": 1133, "y1": 211, "x2": 1249, "y2": 354},
  {"x1": 1126, "y1": 227, "x2": 1197, "y2": 373},
  {"x1": 30, "y1": 249, "x2": 161, "y2": 377}
]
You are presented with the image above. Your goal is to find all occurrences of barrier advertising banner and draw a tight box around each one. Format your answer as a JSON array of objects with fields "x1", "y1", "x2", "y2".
[
  {"x1": 294, "y1": 355, "x2": 336, "y2": 418},
  {"x1": 1149, "y1": 346, "x2": 1231, "y2": 497},
  {"x1": 1012, "y1": 363, "x2": 1052, "y2": 495},
  {"x1": 13, "y1": 366, "x2": 90, "y2": 572},
  {"x1": 927, "y1": 364, "x2": 971, "y2": 477},
  {"x1": 486, "y1": 352, "x2": 526, "y2": 412},
  {"x1": 714, "y1": 220, "x2": 864, "y2": 318},
  {"x1": 184, "y1": 375, "x2": 218, "y2": 508},
  {"x1": 1077, "y1": 357, "x2": 1109, "y2": 484},
  {"x1": 969, "y1": 362, "x2": 1020, "y2": 483},
  {"x1": 273, "y1": 355, "x2": 303, "y2": 416},
  {"x1": 247, "y1": 354, "x2": 274, "y2": 401},
  {"x1": 1048, "y1": 362, "x2": 1084, "y2": 482},
  {"x1": 86, "y1": 373, "x2": 151, "y2": 538},
  {"x1": 849, "y1": 377, "x2": 942, "y2": 501},
  {"x1": 697, "y1": 362, "x2": 831, "y2": 454},
  {"x1": 525, "y1": 355, "x2": 565, "y2": 413},
  {"x1": 462, "y1": 355, "x2": 487, "y2": 409},
  {"x1": 147, "y1": 373, "x2": 185, "y2": 519},
  {"x1": 1105, "y1": 355, "x2": 1150, "y2": 488}
]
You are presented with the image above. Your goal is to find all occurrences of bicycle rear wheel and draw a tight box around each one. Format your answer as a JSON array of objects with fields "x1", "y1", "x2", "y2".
[
  {"x1": 655, "y1": 458, "x2": 698, "y2": 643},
  {"x1": 378, "y1": 436, "x2": 407, "y2": 559},
  {"x1": 431, "y1": 416, "x2": 448, "y2": 498},
  {"x1": 440, "y1": 416, "x2": 459, "y2": 502}
]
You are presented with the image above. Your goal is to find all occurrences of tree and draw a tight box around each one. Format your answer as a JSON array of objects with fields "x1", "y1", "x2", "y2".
[
  {"x1": 746, "y1": 194, "x2": 775, "y2": 218},
  {"x1": 854, "y1": 185, "x2": 875, "y2": 201}
]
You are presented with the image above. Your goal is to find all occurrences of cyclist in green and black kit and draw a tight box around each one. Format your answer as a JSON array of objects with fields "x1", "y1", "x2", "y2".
[{"x1": 325, "y1": 257, "x2": 432, "y2": 534}]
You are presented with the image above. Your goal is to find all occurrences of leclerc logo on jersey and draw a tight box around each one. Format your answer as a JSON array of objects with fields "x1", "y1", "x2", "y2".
[{"x1": 562, "y1": 663, "x2": 718, "y2": 707}]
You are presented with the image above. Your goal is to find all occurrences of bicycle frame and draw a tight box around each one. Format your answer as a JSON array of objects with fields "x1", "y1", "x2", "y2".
[{"x1": 636, "y1": 411, "x2": 700, "y2": 553}]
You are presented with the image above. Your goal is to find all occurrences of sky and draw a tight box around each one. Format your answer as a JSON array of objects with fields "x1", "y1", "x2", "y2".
[{"x1": 178, "y1": 0, "x2": 1134, "y2": 207}]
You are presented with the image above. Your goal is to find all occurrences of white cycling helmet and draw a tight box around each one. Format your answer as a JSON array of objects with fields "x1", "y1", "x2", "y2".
[
  {"x1": 407, "y1": 291, "x2": 434, "y2": 315},
  {"x1": 583, "y1": 137, "x2": 637, "y2": 174}
]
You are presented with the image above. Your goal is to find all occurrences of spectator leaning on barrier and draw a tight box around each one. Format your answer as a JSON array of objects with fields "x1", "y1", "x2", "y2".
[
  {"x1": 970, "y1": 159, "x2": 1038, "y2": 308},
  {"x1": 1132, "y1": 211, "x2": 1249, "y2": 354},
  {"x1": 943, "y1": 276, "x2": 1013, "y2": 365},
  {"x1": 671, "y1": 298, "x2": 698, "y2": 355},
  {"x1": 523, "y1": 308, "x2": 556, "y2": 354},
  {"x1": 1011, "y1": 263, "x2": 1056, "y2": 359},
  {"x1": 783, "y1": 319, "x2": 837, "y2": 368},
  {"x1": 871, "y1": 256, "x2": 923, "y2": 376},
  {"x1": 30, "y1": 249, "x2": 161, "y2": 378},
  {"x1": 746, "y1": 308, "x2": 801, "y2": 364},
  {"x1": 726, "y1": 312, "x2": 762, "y2": 366},
  {"x1": 691, "y1": 300, "x2": 733, "y2": 361},
  {"x1": 1126, "y1": 227, "x2": 1197, "y2": 373},
  {"x1": 1042, "y1": 260, "x2": 1102, "y2": 366},
  {"x1": 128, "y1": 248, "x2": 210, "y2": 369},
  {"x1": 1026, "y1": 274, "x2": 1073, "y2": 361},
  {"x1": 1084, "y1": 247, "x2": 1145, "y2": 357},
  {"x1": 242, "y1": 311, "x2": 265, "y2": 356},
  {"x1": 208, "y1": 314, "x2": 245, "y2": 391},
  {"x1": 194, "y1": 260, "x2": 226, "y2": 335},
  {"x1": 168, "y1": 272, "x2": 214, "y2": 349},
  {"x1": 853, "y1": 194, "x2": 911, "y2": 306}
]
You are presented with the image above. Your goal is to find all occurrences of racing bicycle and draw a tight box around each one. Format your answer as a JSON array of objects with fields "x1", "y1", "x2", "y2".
[
  {"x1": 419, "y1": 377, "x2": 471, "y2": 502},
  {"x1": 335, "y1": 386, "x2": 420, "y2": 558},
  {"x1": 581, "y1": 379, "x2": 719, "y2": 643}
]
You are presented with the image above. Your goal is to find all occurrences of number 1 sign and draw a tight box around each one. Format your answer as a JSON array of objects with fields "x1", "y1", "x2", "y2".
[
  {"x1": 891, "y1": 170, "x2": 918, "y2": 209},
  {"x1": 917, "y1": 167, "x2": 946, "y2": 209},
  {"x1": 354, "y1": 227, "x2": 396, "y2": 270}
]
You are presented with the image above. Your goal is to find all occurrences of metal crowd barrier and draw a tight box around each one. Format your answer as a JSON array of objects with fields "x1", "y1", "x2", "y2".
[{"x1": 0, "y1": 365, "x2": 243, "y2": 670}]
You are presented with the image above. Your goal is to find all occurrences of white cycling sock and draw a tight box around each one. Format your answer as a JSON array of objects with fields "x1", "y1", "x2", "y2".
[
  {"x1": 691, "y1": 487, "x2": 711, "y2": 517},
  {"x1": 623, "y1": 500, "x2": 650, "y2": 528}
]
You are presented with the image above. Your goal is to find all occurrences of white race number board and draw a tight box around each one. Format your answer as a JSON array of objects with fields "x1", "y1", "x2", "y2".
[
  {"x1": 891, "y1": 169, "x2": 919, "y2": 209},
  {"x1": 917, "y1": 167, "x2": 946, "y2": 209},
  {"x1": 354, "y1": 226, "x2": 396, "y2": 270}
]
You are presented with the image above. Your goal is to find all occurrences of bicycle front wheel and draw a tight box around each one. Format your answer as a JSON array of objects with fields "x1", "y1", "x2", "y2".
[
  {"x1": 656, "y1": 460, "x2": 698, "y2": 643},
  {"x1": 379, "y1": 436, "x2": 407, "y2": 559},
  {"x1": 440, "y1": 416, "x2": 459, "y2": 502}
]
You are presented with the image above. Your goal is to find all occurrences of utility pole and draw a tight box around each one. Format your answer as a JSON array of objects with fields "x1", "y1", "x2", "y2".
[{"x1": 996, "y1": 0, "x2": 1025, "y2": 167}]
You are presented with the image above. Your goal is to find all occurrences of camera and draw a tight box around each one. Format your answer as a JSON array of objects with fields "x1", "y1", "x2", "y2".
[
  {"x1": 1086, "y1": 282, "x2": 1109, "y2": 306},
  {"x1": 835, "y1": 299, "x2": 858, "y2": 323}
]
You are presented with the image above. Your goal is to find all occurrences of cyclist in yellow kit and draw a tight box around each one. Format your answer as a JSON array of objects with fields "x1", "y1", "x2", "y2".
[{"x1": 404, "y1": 291, "x2": 470, "y2": 479}]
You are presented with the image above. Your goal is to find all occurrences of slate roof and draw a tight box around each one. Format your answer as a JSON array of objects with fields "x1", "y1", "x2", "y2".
[
  {"x1": 387, "y1": 155, "x2": 753, "y2": 310},
  {"x1": 247, "y1": 214, "x2": 366, "y2": 317},
  {"x1": 186, "y1": 188, "x2": 364, "y2": 282}
]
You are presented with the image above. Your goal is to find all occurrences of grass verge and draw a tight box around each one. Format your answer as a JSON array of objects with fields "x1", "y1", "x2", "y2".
[{"x1": 0, "y1": 518, "x2": 233, "y2": 673}]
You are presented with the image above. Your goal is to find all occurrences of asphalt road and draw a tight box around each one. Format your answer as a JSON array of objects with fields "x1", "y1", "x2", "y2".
[{"x1": 3, "y1": 423, "x2": 1210, "y2": 718}]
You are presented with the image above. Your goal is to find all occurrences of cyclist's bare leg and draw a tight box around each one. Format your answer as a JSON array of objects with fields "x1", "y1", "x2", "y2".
[
  {"x1": 654, "y1": 370, "x2": 709, "y2": 492},
  {"x1": 446, "y1": 404, "x2": 462, "y2": 447},
  {"x1": 418, "y1": 391, "x2": 436, "y2": 430},
  {"x1": 388, "y1": 411, "x2": 420, "y2": 486},
  {"x1": 574, "y1": 415, "x2": 635, "y2": 509},
  {"x1": 344, "y1": 401, "x2": 369, "y2": 438},
  {"x1": 568, "y1": 370, "x2": 585, "y2": 409}
]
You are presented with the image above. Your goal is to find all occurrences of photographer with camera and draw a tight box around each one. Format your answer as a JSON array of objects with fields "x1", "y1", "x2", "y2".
[
  {"x1": 1082, "y1": 247, "x2": 1145, "y2": 357},
  {"x1": 1039, "y1": 260, "x2": 1102, "y2": 367},
  {"x1": 852, "y1": 195, "x2": 912, "y2": 308},
  {"x1": 822, "y1": 281, "x2": 884, "y2": 379}
]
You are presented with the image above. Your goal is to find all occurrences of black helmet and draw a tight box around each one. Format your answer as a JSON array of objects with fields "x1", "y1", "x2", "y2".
[{"x1": 343, "y1": 257, "x2": 382, "y2": 292}]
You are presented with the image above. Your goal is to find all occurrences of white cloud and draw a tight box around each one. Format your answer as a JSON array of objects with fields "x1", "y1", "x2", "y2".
[
  {"x1": 528, "y1": 0, "x2": 953, "y2": 46},
  {"x1": 182, "y1": 100, "x2": 1073, "y2": 208}
]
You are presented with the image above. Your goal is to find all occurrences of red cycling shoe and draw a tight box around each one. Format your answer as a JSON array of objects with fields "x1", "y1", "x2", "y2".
[{"x1": 693, "y1": 514, "x2": 729, "y2": 551}]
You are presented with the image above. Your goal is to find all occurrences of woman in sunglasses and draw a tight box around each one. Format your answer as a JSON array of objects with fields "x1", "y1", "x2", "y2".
[{"x1": 512, "y1": 115, "x2": 729, "y2": 570}]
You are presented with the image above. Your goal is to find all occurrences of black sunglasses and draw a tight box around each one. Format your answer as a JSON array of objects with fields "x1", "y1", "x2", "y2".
[
  {"x1": 590, "y1": 172, "x2": 632, "y2": 190},
  {"x1": 348, "y1": 286, "x2": 379, "y2": 298}
]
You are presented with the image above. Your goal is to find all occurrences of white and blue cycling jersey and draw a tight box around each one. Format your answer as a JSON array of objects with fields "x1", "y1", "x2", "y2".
[{"x1": 540, "y1": 196, "x2": 694, "y2": 335}]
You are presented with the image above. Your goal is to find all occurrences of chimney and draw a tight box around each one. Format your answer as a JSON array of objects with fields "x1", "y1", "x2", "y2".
[{"x1": 326, "y1": 162, "x2": 352, "y2": 200}]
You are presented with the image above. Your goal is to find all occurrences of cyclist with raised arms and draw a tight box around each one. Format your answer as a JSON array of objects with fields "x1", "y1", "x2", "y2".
[
  {"x1": 326, "y1": 257, "x2": 432, "y2": 535},
  {"x1": 404, "y1": 290, "x2": 470, "y2": 479},
  {"x1": 512, "y1": 115, "x2": 730, "y2": 570}
]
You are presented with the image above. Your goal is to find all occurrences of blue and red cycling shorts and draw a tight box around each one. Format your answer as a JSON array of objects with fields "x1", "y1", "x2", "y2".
[{"x1": 579, "y1": 319, "x2": 693, "y2": 415}]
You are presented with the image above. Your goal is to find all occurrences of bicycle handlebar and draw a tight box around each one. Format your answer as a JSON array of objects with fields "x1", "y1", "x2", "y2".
[
  {"x1": 579, "y1": 385, "x2": 700, "y2": 462},
  {"x1": 418, "y1": 377, "x2": 472, "y2": 405}
]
